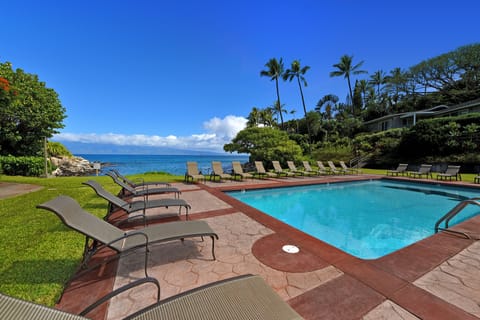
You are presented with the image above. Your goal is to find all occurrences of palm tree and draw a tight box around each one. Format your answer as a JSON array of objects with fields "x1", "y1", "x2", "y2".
[
  {"x1": 369, "y1": 70, "x2": 387, "y2": 96},
  {"x1": 315, "y1": 94, "x2": 339, "y2": 120},
  {"x1": 247, "y1": 107, "x2": 261, "y2": 127},
  {"x1": 260, "y1": 58, "x2": 285, "y2": 128},
  {"x1": 283, "y1": 60, "x2": 311, "y2": 140},
  {"x1": 330, "y1": 55, "x2": 367, "y2": 113},
  {"x1": 357, "y1": 79, "x2": 369, "y2": 108}
]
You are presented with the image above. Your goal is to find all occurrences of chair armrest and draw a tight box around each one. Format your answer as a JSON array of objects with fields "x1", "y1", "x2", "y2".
[{"x1": 79, "y1": 276, "x2": 160, "y2": 316}]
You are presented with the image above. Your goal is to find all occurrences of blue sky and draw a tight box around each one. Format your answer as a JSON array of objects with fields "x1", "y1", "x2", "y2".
[{"x1": 1, "y1": 0, "x2": 479, "y2": 153}]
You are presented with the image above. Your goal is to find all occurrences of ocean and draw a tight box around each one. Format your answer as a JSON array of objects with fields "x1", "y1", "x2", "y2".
[{"x1": 77, "y1": 154, "x2": 250, "y2": 176}]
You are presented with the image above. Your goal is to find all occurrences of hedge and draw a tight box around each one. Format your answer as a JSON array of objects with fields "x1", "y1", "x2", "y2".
[{"x1": 0, "y1": 156, "x2": 45, "y2": 176}]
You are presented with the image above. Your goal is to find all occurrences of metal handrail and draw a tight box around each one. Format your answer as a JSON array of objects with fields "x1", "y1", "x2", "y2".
[
  {"x1": 434, "y1": 197, "x2": 480, "y2": 237},
  {"x1": 349, "y1": 154, "x2": 371, "y2": 169}
]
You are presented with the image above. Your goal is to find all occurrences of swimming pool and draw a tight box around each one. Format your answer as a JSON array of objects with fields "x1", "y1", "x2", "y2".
[{"x1": 228, "y1": 180, "x2": 480, "y2": 259}]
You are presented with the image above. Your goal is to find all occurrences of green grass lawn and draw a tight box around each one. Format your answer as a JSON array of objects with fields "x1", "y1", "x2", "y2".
[
  {"x1": 0, "y1": 173, "x2": 183, "y2": 306},
  {"x1": 0, "y1": 169, "x2": 478, "y2": 307}
]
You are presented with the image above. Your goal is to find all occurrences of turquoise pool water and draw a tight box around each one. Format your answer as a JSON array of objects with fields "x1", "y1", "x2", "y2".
[{"x1": 228, "y1": 180, "x2": 480, "y2": 259}]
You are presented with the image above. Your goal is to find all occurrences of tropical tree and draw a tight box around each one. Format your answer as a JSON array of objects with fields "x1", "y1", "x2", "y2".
[
  {"x1": 330, "y1": 54, "x2": 367, "y2": 113},
  {"x1": 283, "y1": 60, "x2": 312, "y2": 140},
  {"x1": 315, "y1": 94, "x2": 339, "y2": 120},
  {"x1": 369, "y1": 70, "x2": 387, "y2": 95},
  {"x1": 0, "y1": 61, "x2": 66, "y2": 156},
  {"x1": 260, "y1": 58, "x2": 285, "y2": 128}
]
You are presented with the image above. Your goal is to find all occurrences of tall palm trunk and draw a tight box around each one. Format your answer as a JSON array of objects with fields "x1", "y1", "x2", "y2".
[
  {"x1": 296, "y1": 76, "x2": 311, "y2": 141},
  {"x1": 275, "y1": 78, "x2": 284, "y2": 128}
]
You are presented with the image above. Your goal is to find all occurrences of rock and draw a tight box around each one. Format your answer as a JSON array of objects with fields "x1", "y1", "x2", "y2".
[{"x1": 51, "y1": 156, "x2": 96, "y2": 176}]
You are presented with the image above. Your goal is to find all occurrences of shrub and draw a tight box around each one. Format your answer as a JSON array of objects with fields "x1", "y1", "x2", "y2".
[{"x1": 0, "y1": 156, "x2": 44, "y2": 176}]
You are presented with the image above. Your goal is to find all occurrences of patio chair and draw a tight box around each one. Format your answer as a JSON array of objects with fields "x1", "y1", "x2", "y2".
[
  {"x1": 254, "y1": 161, "x2": 276, "y2": 179},
  {"x1": 185, "y1": 161, "x2": 205, "y2": 183},
  {"x1": 386, "y1": 163, "x2": 408, "y2": 176},
  {"x1": 409, "y1": 164, "x2": 433, "y2": 179},
  {"x1": 83, "y1": 180, "x2": 191, "y2": 224},
  {"x1": 436, "y1": 165, "x2": 462, "y2": 181},
  {"x1": 317, "y1": 161, "x2": 332, "y2": 175},
  {"x1": 327, "y1": 161, "x2": 343, "y2": 174},
  {"x1": 37, "y1": 195, "x2": 218, "y2": 278},
  {"x1": 107, "y1": 171, "x2": 181, "y2": 199},
  {"x1": 210, "y1": 161, "x2": 233, "y2": 182},
  {"x1": 302, "y1": 161, "x2": 325, "y2": 175},
  {"x1": 111, "y1": 169, "x2": 171, "y2": 188},
  {"x1": 287, "y1": 161, "x2": 314, "y2": 176},
  {"x1": 339, "y1": 161, "x2": 358, "y2": 174},
  {"x1": 0, "y1": 274, "x2": 301, "y2": 320},
  {"x1": 232, "y1": 161, "x2": 253, "y2": 180},
  {"x1": 475, "y1": 175, "x2": 480, "y2": 184},
  {"x1": 272, "y1": 161, "x2": 295, "y2": 177}
]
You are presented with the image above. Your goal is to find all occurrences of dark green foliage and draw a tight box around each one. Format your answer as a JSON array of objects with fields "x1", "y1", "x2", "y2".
[
  {"x1": 0, "y1": 61, "x2": 66, "y2": 156},
  {"x1": 47, "y1": 141, "x2": 72, "y2": 157},
  {"x1": 0, "y1": 156, "x2": 44, "y2": 176}
]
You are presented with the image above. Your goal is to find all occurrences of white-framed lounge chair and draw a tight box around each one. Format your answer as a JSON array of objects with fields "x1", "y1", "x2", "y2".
[
  {"x1": 475, "y1": 175, "x2": 480, "y2": 184},
  {"x1": 185, "y1": 161, "x2": 206, "y2": 183},
  {"x1": 254, "y1": 161, "x2": 276, "y2": 179},
  {"x1": 287, "y1": 161, "x2": 314, "y2": 176},
  {"x1": 339, "y1": 161, "x2": 358, "y2": 174},
  {"x1": 409, "y1": 164, "x2": 433, "y2": 179},
  {"x1": 436, "y1": 165, "x2": 461, "y2": 181},
  {"x1": 107, "y1": 171, "x2": 181, "y2": 199},
  {"x1": 302, "y1": 161, "x2": 325, "y2": 175},
  {"x1": 83, "y1": 180, "x2": 191, "y2": 223},
  {"x1": 37, "y1": 196, "x2": 218, "y2": 277},
  {"x1": 386, "y1": 163, "x2": 408, "y2": 176},
  {"x1": 317, "y1": 161, "x2": 332, "y2": 174},
  {"x1": 232, "y1": 161, "x2": 253, "y2": 180},
  {"x1": 272, "y1": 161, "x2": 295, "y2": 177},
  {"x1": 327, "y1": 161, "x2": 343, "y2": 174},
  {"x1": 0, "y1": 274, "x2": 302, "y2": 320},
  {"x1": 210, "y1": 161, "x2": 233, "y2": 182}
]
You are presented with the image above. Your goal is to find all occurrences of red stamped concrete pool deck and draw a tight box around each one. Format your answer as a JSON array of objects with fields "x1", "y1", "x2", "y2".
[{"x1": 55, "y1": 174, "x2": 480, "y2": 320}]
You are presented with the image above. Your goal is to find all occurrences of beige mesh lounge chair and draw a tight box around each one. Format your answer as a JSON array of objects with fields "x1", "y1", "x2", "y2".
[
  {"x1": 254, "y1": 161, "x2": 276, "y2": 179},
  {"x1": 317, "y1": 161, "x2": 332, "y2": 174},
  {"x1": 0, "y1": 274, "x2": 301, "y2": 320},
  {"x1": 327, "y1": 161, "x2": 343, "y2": 174},
  {"x1": 475, "y1": 175, "x2": 480, "y2": 184},
  {"x1": 185, "y1": 161, "x2": 205, "y2": 183},
  {"x1": 339, "y1": 161, "x2": 358, "y2": 174},
  {"x1": 111, "y1": 169, "x2": 170, "y2": 188},
  {"x1": 287, "y1": 161, "x2": 314, "y2": 176},
  {"x1": 210, "y1": 161, "x2": 233, "y2": 182},
  {"x1": 272, "y1": 161, "x2": 295, "y2": 177},
  {"x1": 409, "y1": 164, "x2": 433, "y2": 179},
  {"x1": 386, "y1": 163, "x2": 408, "y2": 176},
  {"x1": 37, "y1": 196, "x2": 218, "y2": 277},
  {"x1": 302, "y1": 161, "x2": 325, "y2": 175},
  {"x1": 232, "y1": 161, "x2": 253, "y2": 180},
  {"x1": 107, "y1": 171, "x2": 181, "y2": 199},
  {"x1": 436, "y1": 165, "x2": 462, "y2": 181},
  {"x1": 83, "y1": 180, "x2": 191, "y2": 223}
]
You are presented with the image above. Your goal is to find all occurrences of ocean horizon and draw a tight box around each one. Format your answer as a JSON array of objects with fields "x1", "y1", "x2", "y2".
[{"x1": 77, "y1": 154, "x2": 250, "y2": 176}]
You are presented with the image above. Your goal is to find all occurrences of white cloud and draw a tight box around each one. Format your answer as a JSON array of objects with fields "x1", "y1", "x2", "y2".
[{"x1": 53, "y1": 115, "x2": 247, "y2": 152}]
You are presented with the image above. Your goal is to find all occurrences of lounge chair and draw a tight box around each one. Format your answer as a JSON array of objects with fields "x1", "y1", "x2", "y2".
[
  {"x1": 185, "y1": 161, "x2": 205, "y2": 183},
  {"x1": 83, "y1": 180, "x2": 191, "y2": 223},
  {"x1": 37, "y1": 195, "x2": 218, "y2": 276},
  {"x1": 0, "y1": 274, "x2": 301, "y2": 320},
  {"x1": 287, "y1": 161, "x2": 314, "y2": 176},
  {"x1": 107, "y1": 171, "x2": 181, "y2": 199},
  {"x1": 409, "y1": 164, "x2": 433, "y2": 179},
  {"x1": 111, "y1": 169, "x2": 171, "y2": 188},
  {"x1": 317, "y1": 161, "x2": 332, "y2": 174},
  {"x1": 386, "y1": 163, "x2": 408, "y2": 176},
  {"x1": 302, "y1": 161, "x2": 325, "y2": 175},
  {"x1": 254, "y1": 161, "x2": 276, "y2": 179},
  {"x1": 232, "y1": 161, "x2": 253, "y2": 180},
  {"x1": 436, "y1": 165, "x2": 462, "y2": 181},
  {"x1": 272, "y1": 161, "x2": 295, "y2": 177},
  {"x1": 327, "y1": 161, "x2": 343, "y2": 174},
  {"x1": 475, "y1": 175, "x2": 480, "y2": 184},
  {"x1": 210, "y1": 161, "x2": 233, "y2": 182},
  {"x1": 339, "y1": 161, "x2": 358, "y2": 174}
]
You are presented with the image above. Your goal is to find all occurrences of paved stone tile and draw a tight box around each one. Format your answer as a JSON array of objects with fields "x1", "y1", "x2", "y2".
[
  {"x1": 414, "y1": 241, "x2": 480, "y2": 318},
  {"x1": 362, "y1": 300, "x2": 421, "y2": 320},
  {"x1": 107, "y1": 212, "x2": 342, "y2": 320}
]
